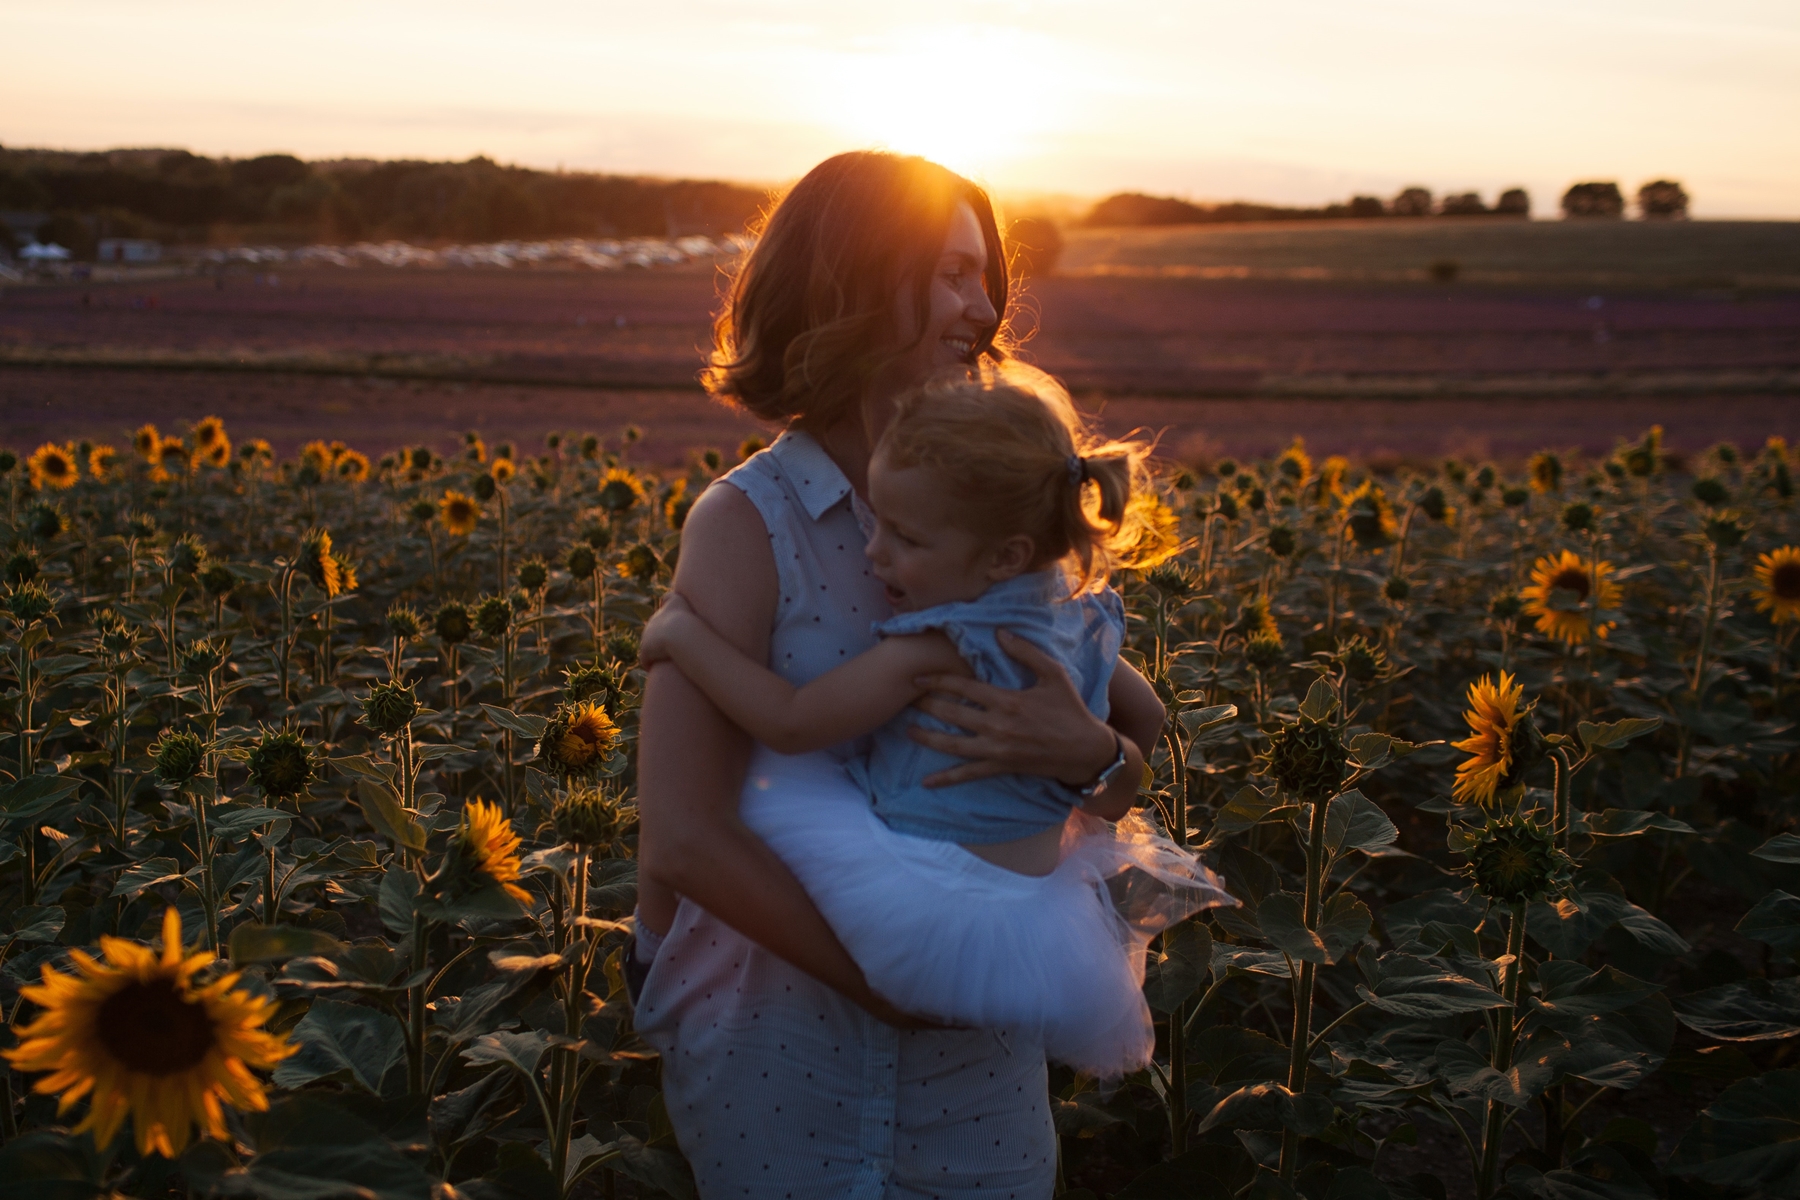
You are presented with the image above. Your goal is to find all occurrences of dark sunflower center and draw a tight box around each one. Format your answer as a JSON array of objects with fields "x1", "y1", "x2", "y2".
[
  {"x1": 1550, "y1": 568, "x2": 1590, "y2": 599},
  {"x1": 97, "y1": 977, "x2": 218, "y2": 1075},
  {"x1": 1773, "y1": 562, "x2": 1800, "y2": 601}
]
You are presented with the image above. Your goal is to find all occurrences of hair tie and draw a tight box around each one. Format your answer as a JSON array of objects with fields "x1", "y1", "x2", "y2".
[{"x1": 1066, "y1": 454, "x2": 1086, "y2": 486}]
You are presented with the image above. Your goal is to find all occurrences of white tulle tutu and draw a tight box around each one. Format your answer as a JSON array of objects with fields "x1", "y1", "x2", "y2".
[{"x1": 738, "y1": 746, "x2": 1237, "y2": 1078}]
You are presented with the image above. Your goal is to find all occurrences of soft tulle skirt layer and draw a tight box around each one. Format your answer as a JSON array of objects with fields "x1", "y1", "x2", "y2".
[{"x1": 739, "y1": 747, "x2": 1236, "y2": 1078}]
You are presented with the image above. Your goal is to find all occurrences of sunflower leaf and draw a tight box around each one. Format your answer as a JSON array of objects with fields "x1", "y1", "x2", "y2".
[
  {"x1": 230, "y1": 923, "x2": 345, "y2": 964},
  {"x1": 1324, "y1": 790, "x2": 1399, "y2": 856},
  {"x1": 356, "y1": 780, "x2": 426, "y2": 854},
  {"x1": 1577, "y1": 718, "x2": 1663, "y2": 752},
  {"x1": 481, "y1": 704, "x2": 549, "y2": 740},
  {"x1": 273, "y1": 998, "x2": 407, "y2": 1095},
  {"x1": 1669, "y1": 1068, "x2": 1800, "y2": 1191}
]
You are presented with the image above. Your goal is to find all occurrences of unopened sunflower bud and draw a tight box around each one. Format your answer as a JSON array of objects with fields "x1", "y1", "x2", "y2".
[
  {"x1": 360, "y1": 680, "x2": 419, "y2": 737},
  {"x1": 180, "y1": 638, "x2": 229, "y2": 679},
  {"x1": 4, "y1": 549, "x2": 40, "y2": 586},
  {"x1": 472, "y1": 473, "x2": 497, "y2": 502},
  {"x1": 386, "y1": 604, "x2": 424, "y2": 641},
  {"x1": 5, "y1": 581, "x2": 56, "y2": 625},
  {"x1": 200, "y1": 563, "x2": 236, "y2": 598},
  {"x1": 566, "y1": 544, "x2": 598, "y2": 580},
  {"x1": 246, "y1": 729, "x2": 314, "y2": 799},
  {"x1": 1263, "y1": 715, "x2": 1347, "y2": 800},
  {"x1": 553, "y1": 786, "x2": 634, "y2": 848},
  {"x1": 1463, "y1": 815, "x2": 1572, "y2": 903},
  {"x1": 1383, "y1": 576, "x2": 1412, "y2": 602},
  {"x1": 152, "y1": 729, "x2": 208, "y2": 785},
  {"x1": 517, "y1": 557, "x2": 549, "y2": 592},
  {"x1": 433, "y1": 601, "x2": 474, "y2": 645},
  {"x1": 1560, "y1": 502, "x2": 1595, "y2": 533},
  {"x1": 474, "y1": 595, "x2": 512, "y2": 642},
  {"x1": 1266, "y1": 524, "x2": 1297, "y2": 558},
  {"x1": 1245, "y1": 631, "x2": 1285, "y2": 670}
]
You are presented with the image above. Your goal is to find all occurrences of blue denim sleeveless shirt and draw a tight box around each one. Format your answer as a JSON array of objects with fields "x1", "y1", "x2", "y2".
[{"x1": 852, "y1": 570, "x2": 1125, "y2": 844}]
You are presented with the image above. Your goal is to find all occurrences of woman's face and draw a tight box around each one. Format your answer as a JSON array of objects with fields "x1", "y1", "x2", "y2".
[{"x1": 880, "y1": 201, "x2": 999, "y2": 396}]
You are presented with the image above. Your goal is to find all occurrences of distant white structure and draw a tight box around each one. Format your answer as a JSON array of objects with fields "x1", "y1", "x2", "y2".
[
  {"x1": 97, "y1": 238, "x2": 162, "y2": 263},
  {"x1": 17, "y1": 243, "x2": 71, "y2": 261}
]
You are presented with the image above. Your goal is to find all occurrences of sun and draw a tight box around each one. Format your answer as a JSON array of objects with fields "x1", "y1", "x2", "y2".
[{"x1": 822, "y1": 26, "x2": 1072, "y2": 178}]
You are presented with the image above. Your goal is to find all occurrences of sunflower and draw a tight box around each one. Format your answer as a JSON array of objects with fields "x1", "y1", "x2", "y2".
[
  {"x1": 133, "y1": 424, "x2": 161, "y2": 461},
  {"x1": 1317, "y1": 456, "x2": 1349, "y2": 503},
  {"x1": 4, "y1": 908, "x2": 292, "y2": 1158},
  {"x1": 1120, "y1": 492, "x2": 1182, "y2": 570},
  {"x1": 1451, "y1": 672, "x2": 1528, "y2": 807},
  {"x1": 190, "y1": 417, "x2": 226, "y2": 452},
  {"x1": 1528, "y1": 452, "x2": 1563, "y2": 494},
  {"x1": 458, "y1": 800, "x2": 530, "y2": 904},
  {"x1": 299, "y1": 440, "x2": 336, "y2": 474},
  {"x1": 1342, "y1": 480, "x2": 1397, "y2": 549},
  {"x1": 87, "y1": 444, "x2": 118, "y2": 482},
  {"x1": 294, "y1": 528, "x2": 343, "y2": 598},
  {"x1": 597, "y1": 467, "x2": 647, "y2": 515},
  {"x1": 1753, "y1": 546, "x2": 1800, "y2": 625},
  {"x1": 199, "y1": 435, "x2": 232, "y2": 469},
  {"x1": 334, "y1": 449, "x2": 370, "y2": 483},
  {"x1": 156, "y1": 436, "x2": 190, "y2": 478},
  {"x1": 1521, "y1": 549, "x2": 1620, "y2": 645},
  {"x1": 464, "y1": 433, "x2": 488, "y2": 464},
  {"x1": 1273, "y1": 440, "x2": 1311, "y2": 484},
  {"x1": 27, "y1": 443, "x2": 79, "y2": 490},
  {"x1": 239, "y1": 439, "x2": 274, "y2": 468},
  {"x1": 491, "y1": 457, "x2": 516, "y2": 486},
  {"x1": 1235, "y1": 593, "x2": 1280, "y2": 642},
  {"x1": 538, "y1": 700, "x2": 621, "y2": 777},
  {"x1": 440, "y1": 489, "x2": 480, "y2": 536}
]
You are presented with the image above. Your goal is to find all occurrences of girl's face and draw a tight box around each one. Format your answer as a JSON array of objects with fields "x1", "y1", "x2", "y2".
[
  {"x1": 864, "y1": 453, "x2": 1028, "y2": 612},
  {"x1": 874, "y1": 202, "x2": 999, "y2": 413}
]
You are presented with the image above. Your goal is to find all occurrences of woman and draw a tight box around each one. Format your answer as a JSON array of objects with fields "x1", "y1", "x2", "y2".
[{"x1": 634, "y1": 151, "x2": 1165, "y2": 1197}]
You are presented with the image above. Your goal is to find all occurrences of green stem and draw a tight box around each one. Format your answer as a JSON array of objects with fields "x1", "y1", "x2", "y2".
[
  {"x1": 192, "y1": 785, "x2": 219, "y2": 954},
  {"x1": 1477, "y1": 903, "x2": 1530, "y2": 1200},
  {"x1": 17, "y1": 637, "x2": 36, "y2": 905},
  {"x1": 408, "y1": 909, "x2": 428, "y2": 1096},
  {"x1": 1279, "y1": 793, "x2": 1333, "y2": 1183}
]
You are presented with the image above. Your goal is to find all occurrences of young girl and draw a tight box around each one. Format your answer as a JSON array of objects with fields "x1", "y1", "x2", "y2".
[{"x1": 640, "y1": 366, "x2": 1234, "y2": 1076}]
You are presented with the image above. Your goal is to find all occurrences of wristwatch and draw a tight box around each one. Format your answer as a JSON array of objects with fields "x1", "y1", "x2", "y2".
[{"x1": 1072, "y1": 731, "x2": 1128, "y2": 799}]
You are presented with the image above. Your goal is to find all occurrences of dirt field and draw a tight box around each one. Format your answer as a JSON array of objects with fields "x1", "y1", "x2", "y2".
[{"x1": 3, "y1": 223, "x2": 1798, "y2": 464}]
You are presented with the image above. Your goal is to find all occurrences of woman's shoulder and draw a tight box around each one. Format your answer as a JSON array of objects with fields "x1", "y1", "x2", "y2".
[{"x1": 673, "y1": 484, "x2": 775, "y2": 585}]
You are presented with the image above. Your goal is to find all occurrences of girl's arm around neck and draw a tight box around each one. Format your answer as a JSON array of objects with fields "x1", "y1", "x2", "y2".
[{"x1": 643, "y1": 596, "x2": 966, "y2": 754}]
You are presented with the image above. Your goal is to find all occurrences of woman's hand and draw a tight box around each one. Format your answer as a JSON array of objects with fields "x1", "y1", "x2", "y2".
[
  {"x1": 909, "y1": 629, "x2": 1120, "y2": 788},
  {"x1": 638, "y1": 591, "x2": 695, "y2": 667}
]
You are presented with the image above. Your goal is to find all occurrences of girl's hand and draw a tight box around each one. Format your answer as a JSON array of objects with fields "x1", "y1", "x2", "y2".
[
  {"x1": 639, "y1": 592, "x2": 695, "y2": 667},
  {"x1": 909, "y1": 629, "x2": 1119, "y2": 788}
]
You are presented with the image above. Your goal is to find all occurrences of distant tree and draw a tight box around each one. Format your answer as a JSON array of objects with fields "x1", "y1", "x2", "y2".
[
  {"x1": 1006, "y1": 216, "x2": 1063, "y2": 278},
  {"x1": 230, "y1": 154, "x2": 312, "y2": 190},
  {"x1": 1084, "y1": 193, "x2": 1212, "y2": 227},
  {"x1": 35, "y1": 211, "x2": 96, "y2": 259},
  {"x1": 1637, "y1": 180, "x2": 1689, "y2": 219},
  {"x1": 1348, "y1": 195, "x2": 1386, "y2": 218},
  {"x1": 1494, "y1": 188, "x2": 1530, "y2": 217},
  {"x1": 0, "y1": 168, "x2": 51, "y2": 210},
  {"x1": 1439, "y1": 192, "x2": 1487, "y2": 217},
  {"x1": 1391, "y1": 187, "x2": 1432, "y2": 217},
  {"x1": 1561, "y1": 182, "x2": 1625, "y2": 219}
]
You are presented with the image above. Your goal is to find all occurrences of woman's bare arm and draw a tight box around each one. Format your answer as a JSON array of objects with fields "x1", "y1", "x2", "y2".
[
  {"x1": 909, "y1": 638, "x2": 1164, "y2": 821},
  {"x1": 635, "y1": 483, "x2": 901, "y2": 1018},
  {"x1": 642, "y1": 595, "x2": 965, "y2": 754}
]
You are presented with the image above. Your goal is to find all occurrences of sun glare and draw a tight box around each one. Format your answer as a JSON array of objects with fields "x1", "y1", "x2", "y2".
[{"x1": 820, "y1": 27, "x2": 1073, "y2": 179}]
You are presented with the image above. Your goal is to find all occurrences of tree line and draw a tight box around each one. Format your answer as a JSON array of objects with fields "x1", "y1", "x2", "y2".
[
  {"x1": 0, "y1": 147, "x2": 771, "y2": 257},
  {"x1": 1085, "y1": 179, "x2": 1691, "y2": 229}
]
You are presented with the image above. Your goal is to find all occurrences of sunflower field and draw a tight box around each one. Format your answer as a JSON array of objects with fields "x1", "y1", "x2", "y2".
[{"x1": 0, "y1": 418, "x2": 1796, "y2": 1200}]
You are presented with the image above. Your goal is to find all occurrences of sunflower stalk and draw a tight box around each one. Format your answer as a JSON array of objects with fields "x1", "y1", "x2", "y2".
[
  {"x1": 189, "y1": 782, "x2": 220, "y2": 954},
  {"x1": 1476, "y1": 902, "x2": 1531, "y2": 1200},
  {"x1": 1278, "y1": 790, "x2": 1333, "y2": 1183},
  {"x1": 14, "y1": 627, "x2": 40, "y2": 904},
  {"x1": 549, "y1": 845, "x2": 593, "y2": 1192}
]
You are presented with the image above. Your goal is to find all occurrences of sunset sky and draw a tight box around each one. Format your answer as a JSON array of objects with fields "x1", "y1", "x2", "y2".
[{"x1": 4, "y1": 0, "x2": 1797, "y2": 216}]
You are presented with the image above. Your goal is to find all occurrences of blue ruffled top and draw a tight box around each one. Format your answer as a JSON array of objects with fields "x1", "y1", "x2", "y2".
[{"x1": 848, "y1": 570, "x2": 1125, "y2": 844}]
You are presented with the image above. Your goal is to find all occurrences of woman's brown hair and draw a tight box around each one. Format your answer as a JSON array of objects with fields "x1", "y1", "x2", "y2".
[
  {"x1": 702, "y1": 151, "x2": 1010, "y2": 429},
  {"x1": 876, "y1": 363, "x2": 1156, "y2": 592}
]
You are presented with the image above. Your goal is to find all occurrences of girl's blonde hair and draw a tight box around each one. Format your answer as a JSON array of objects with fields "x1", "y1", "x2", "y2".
[{"x1": 875, "y1": 364, "x2": 1157, "y2": 591}]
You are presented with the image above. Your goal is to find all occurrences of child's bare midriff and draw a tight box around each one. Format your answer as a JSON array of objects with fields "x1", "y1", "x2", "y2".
[{"x1": 962, "y1": 825, "x2": 1064, "y2": 877}]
